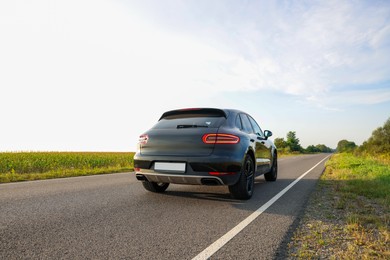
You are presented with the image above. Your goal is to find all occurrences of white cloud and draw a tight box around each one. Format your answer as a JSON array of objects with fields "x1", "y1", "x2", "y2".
[
  {"x1": 0, "y1": 0, "x2": 256, "y2": 151},
  {"x1": 166, "y1": 0, "x2": 390, "y2": 106},
  {"x1": 3, "y1": 0, "x2": 388, "y2": 107},
  {"x1": 0, "y1": 0, "x2": 389, "y2": 151}
]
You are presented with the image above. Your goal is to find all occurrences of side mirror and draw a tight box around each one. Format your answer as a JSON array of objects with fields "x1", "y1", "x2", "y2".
[{"x1": 264, "y1": 130, "x2": 272, "y2": 139}]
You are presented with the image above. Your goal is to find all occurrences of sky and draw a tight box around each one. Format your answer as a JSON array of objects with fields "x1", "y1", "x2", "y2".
[{"x1": 1, "y1": 0, "x2": 389, "y2": 152}]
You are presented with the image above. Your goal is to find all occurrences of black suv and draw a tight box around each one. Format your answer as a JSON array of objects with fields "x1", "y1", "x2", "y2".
[{"x1": 134, "y1": 108, "x2": 277, "y2": 200}]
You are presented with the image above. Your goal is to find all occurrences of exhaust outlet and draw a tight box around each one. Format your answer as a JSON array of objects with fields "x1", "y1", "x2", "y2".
[
  {"x1": 136, "y1": 174, "x2": 146, "y2": 181},
  {"x1": 201, "y1": 178, "x2": 221, "y2": 186}
]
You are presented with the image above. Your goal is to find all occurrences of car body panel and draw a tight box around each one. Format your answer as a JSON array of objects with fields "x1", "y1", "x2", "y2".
[{"x1": 140, "y1": 128, "x2": 218, "y2": 157}]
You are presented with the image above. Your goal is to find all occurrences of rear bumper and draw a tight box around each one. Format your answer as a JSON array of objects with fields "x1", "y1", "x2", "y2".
[
  {"x1": 136, "y1": 172, "x2": 225, "y2": 185},
  {"x1": 133, "y1": 153, "x2": 243, "y2": 186}
]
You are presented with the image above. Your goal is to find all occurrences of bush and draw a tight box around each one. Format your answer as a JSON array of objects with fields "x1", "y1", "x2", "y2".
[
  {"x1": 337, "y1": 140, "x2": 357, "y2": 153},
  {"x1": 359, "y1": 118, "x2": 390, "y2": 155}
]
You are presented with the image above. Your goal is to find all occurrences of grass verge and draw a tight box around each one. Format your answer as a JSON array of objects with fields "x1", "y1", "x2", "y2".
[
  {"x1": 0, "y1": 152, "x2": 134, "y2": 183},
  {"x1": 288, "y1": 153, "x2": 390, "y2": 259}
]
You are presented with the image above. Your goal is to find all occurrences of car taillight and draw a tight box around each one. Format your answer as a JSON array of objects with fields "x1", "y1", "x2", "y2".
[
  {"x1": 139, "y1": 134, "x2": 149, "y2": 145},
  {"x1": 209, "y1": 172, "x2": 235, "y2": 176},
  {"x1": 202, "y1": 134, "x2": 240, "y2": 144}
]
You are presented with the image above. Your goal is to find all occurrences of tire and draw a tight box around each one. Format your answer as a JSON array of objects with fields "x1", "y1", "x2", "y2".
[
  {"x1": 229, "y1": 155, "x2": 255, "y2": 200},
  {"x1": 264, "y1": 153, "x2": 277, "y2": 182},
  {"x1": 142, "y1": 181, "x2": 170, "y2": 193}
]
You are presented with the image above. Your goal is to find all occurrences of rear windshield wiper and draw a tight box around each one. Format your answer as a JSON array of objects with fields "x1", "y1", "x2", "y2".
[{"x1": 177, "y1": 124, "x2": 209, "y2": 129}]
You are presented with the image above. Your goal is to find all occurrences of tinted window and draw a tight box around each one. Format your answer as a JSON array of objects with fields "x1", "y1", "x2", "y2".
[
  {"x1": 161, "y1": 109, "x2": 226, "y2": 120},
  {"x1": 248, "y1": 115, "x2": 264, "y2": 136},
  {"x1": 153, "y1": 116, "x2": 225, "y2": 129},
  {"x1": 235, "y1": 115, "x2": 243, "y2": 130},
  {"x1": 240, "y1": 114, "x2": 254, "y2": 134}
]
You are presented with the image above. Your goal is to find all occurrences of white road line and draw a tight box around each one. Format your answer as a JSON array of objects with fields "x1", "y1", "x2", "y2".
[{"x1": 192, "y1": 155, "x2": 331, "y2": 260}]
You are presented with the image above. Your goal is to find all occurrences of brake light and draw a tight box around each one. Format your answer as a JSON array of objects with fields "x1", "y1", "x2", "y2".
[
  {"x1": 202, "y1": 134, "x2": 240, "y2": 144},
  {"x1": 209, "y1": 172, "x2": 235, "y2": 176},
  {"x1": 138, "y1": 134, "x2": 149, "y2": 145}
]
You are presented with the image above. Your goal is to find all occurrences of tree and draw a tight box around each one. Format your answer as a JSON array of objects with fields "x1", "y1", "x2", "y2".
[
  {"x1": 337, "y1": 139, "x2": 357, "y2": 153},
  {"x1": 286, "y1": 131, "x2": 302, "y2": 152},
  {"x1": 306, "y1": 145, "x2": 320, "y2": 153},
  {"x1": 305, "y1": 144, "x2": 333, "y2": 153},
  {"x1": 274, "y1": 137, "x2": 287, "y2": 149},
  {"x1": 360, "y1": 118, "x2": 390, "y2": 154},
  {"x1": 316, "y1": 144, "x2": 333, "y2": 153}
]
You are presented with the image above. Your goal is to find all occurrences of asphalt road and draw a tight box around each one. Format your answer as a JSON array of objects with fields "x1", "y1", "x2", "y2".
[{"x1": 0, "y1": 154, "x2": 330, "y2": 259}]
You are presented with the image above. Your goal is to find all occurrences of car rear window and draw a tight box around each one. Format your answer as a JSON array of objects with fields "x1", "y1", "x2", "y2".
[
  {"x1": 159, "y1": 108, "x2": 227, "y2": 120},
  {"x1": 154, "y1": 114, "x2": 226, "y2": 129}
]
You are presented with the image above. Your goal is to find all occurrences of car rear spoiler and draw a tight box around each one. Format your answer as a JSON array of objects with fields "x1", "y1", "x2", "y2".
[{"x1": 159, "y1": 108, "x2": 227, "y2": 120}]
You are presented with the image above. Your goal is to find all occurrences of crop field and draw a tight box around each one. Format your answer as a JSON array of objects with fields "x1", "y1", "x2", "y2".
[{"x1": 0, "y1": 152, "x2": 135, "y2": 183}]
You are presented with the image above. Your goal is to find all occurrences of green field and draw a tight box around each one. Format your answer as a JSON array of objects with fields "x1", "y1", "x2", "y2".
[
  {"x1": 0, "y1": 152, "x2": 135, "y2": 183},
  {"x1": 289, "y1": 153, "x2": 390, "y2": 259}
]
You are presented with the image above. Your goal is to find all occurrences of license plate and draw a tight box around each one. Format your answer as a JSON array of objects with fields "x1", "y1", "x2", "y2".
[{"x1": 154, "y1": 162, "x2": 186, "y2": 173}]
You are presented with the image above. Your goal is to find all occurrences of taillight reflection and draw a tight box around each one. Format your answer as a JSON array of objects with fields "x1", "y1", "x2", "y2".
[
  {"x1": 202, "y1": 134, "x2": 240, "y2": 144},
  {"x1": 139, "y1": 134, "x2": 149, "y2": 145},
  {"x1": 209, "y1": 172, "x2": 235, "y2": 176}
]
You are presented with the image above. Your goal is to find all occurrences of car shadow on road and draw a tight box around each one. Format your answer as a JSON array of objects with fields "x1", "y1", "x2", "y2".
[
  {"x1": 160, "y1": 188, "x2": 243, "y2": 203},
  {"x1": 154, "y1": 177, "x2": 298, "y2": 206},
  {"x1": 150, "y1": 177, "x2": 322, "y2": 217}
]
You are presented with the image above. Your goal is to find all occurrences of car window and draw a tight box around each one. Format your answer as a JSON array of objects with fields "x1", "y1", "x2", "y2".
[
  {"x1": 248, "y1": 115, "x2": 264, "y2": 136},
  {"x1": 153, "y1": 116, "x2": 225, "y2": 129},
  {"x1": 240, "y1": 114, "x2": 254, "y2": 134},
  {"x1": 235, "y1": 115, "x2": 243, "y2": 130}
]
